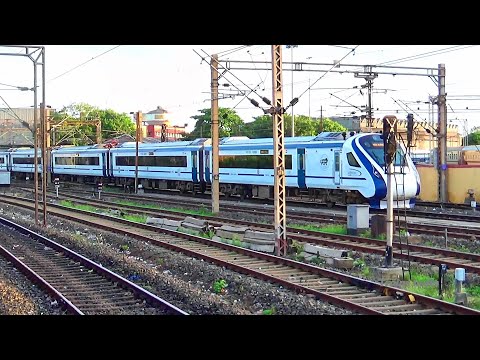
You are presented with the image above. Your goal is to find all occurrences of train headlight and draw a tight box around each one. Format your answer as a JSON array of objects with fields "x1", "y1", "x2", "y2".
[{"x1": 373, "y1": 168, "x2": 382, "y2": 178}]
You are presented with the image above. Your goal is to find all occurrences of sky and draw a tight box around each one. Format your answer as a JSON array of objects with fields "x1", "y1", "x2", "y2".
[{"x1": 0, "y1": 45, "x2": 479, "y2": 135}]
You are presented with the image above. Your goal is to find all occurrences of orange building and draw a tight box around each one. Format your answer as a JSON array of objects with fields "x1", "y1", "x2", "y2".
[{"x1": 142, "y1": 106, "x2": 186, "y2": 141}]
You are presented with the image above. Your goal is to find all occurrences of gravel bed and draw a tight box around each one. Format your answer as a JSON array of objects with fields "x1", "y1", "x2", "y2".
[
  {"x1": 0, "y1": 239, "x2": 65, "y2": 315},
  {"x1": 0, "y1": 202, "x2": 353, "y2": 315}
]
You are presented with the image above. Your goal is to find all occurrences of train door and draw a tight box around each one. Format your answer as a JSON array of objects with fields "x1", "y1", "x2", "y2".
[
  {"x1": 191, "y1": 151, "x2": 198, "y2": 182},
  {"x1": 334, "y1": 150, "x2": 341, "y2": 185},
  {"x1": 205, "y1": 150, "x2": 211, "y2": 183},
  {"x1": 102, "y1": 153, "x2": 107, "y2": 177},
  {"x1": 198, "y1": 149, "x2": 204, "y2": 183},
  {"x1": 297, "y1": 148, "x2": 306, "y2": 188}
]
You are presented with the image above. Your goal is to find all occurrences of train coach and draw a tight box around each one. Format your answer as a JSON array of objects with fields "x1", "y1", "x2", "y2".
[
  {"x1": 108, "y1": 139, "x2": 207, "y2": 193},
  {"x1": 203, "y1": 132, "x2": 420, "y2": 209},
  {"x1": 3, "y1": 132, "x2": 421, "y2": 209}
]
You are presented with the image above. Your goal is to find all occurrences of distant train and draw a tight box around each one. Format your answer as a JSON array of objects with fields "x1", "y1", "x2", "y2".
[
  {"x1": 0, "y1": 132, "x2": 421, "y2": 209},
  {"x1": 410, "y1": 145, "x2": 480, "y2": 165}
]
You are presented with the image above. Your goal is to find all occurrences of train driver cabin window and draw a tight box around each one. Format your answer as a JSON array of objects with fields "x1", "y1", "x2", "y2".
[{"x1": 347, "y1": 152, "x2": 360, "y2": 167}]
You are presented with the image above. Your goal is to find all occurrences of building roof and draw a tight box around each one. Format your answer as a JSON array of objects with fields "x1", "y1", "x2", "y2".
[{"x1": 146, "y1": 106, "x2": 168, "y2": 114}]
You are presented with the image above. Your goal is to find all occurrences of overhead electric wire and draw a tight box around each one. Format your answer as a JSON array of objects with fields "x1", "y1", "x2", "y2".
[
  {"x1": 285, "y1": 45, "x2": 359, "y2": 112},
  {"x1": 48, "y1": 45, "x2": 122, "y2": 82},
  {"x1": 376, "y1": 45, "x2": 477, "y2": 66},
  {"x1": 194, "y1": 49, "x2": 271, "y2": 112},
  {"x1": 0, "y1": 81, "x2": 28, "y2": 89},
  {"x1": 0, "y1": 94, "x2": 25, "y2": 123},
  {"x1": 217, "y1": 45, "x2": 251, "y2": 57},
  {"x1": 328, "y1": 45, "x2": 356, "y2": 51}
]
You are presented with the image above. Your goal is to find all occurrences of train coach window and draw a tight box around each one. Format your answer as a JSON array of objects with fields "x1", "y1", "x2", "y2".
[
  {"x1": 347, "y1": 152, "x2": 360, "y2": 167},
  {"x1": 13, "y1": 157, "x2": 37, "y2": 165},
  {"x1": 55, "y1": 157, "x2": 74, "y2": 165},
  {"x1": 219, "y1": 155, "x2": 292, "y2": 170},
  {"x1": 76, "y1": 157, "x2": 100, "y2": 166},
  {"x1": 116, "y1": 156, "x2": 187, "y2": 167},
  {"x1": 0, "y1": 158, "x2": 4, "y2": 164}
]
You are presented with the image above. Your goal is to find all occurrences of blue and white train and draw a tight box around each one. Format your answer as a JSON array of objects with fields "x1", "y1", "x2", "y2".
[{"x1": 0, "y1": 132, "x2": 421, "y2": 209}]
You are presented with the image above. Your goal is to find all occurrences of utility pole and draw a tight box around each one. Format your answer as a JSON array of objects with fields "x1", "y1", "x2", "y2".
[
  {"x1": 135, "y1": 111, "x2": 142, "y2": 194},
  {"x1": 438, "y1": 64, "x2": 448, "y2": 204},
  {"x1": 355, "y1": 68, "x2": 377, "y2": 132},
  {"x1": 286, "y1": 45, "x2": 297, "y2": 137},
  {"x1": 308, "y1": 78, "x2": 311, "y2": 119},
  {"x1": 320, "y1": 105, "x2": 323, "y2": 132},
  {"x1": 44, "y1": 107, "x2": 51, "y2": 184},
  {"x1": 211, "y1": 54, "x2": 220, "y2": 214},
  {"x1": 0, "y1": 46, "x2": 45, "y2": 225},
  {"x1": 271, "y1": 45, "x2": 288, "y2": 256},
  {"x1": 33, "y1": 60, "x2": 39, "y2": 226},
  {"x1": 96, "y1": 120, "x2": 102, "y2": 144},
  {"x1": 383, "y1": 115, "x2": 398, "y2": 267}
]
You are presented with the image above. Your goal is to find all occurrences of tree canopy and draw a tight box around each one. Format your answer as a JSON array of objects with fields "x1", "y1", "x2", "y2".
[
  {"x1": 183, "y1": 108, "x2": 347, "y2": 140},
  {"x1": 468, "y1": 131, "x2": 480, "y2": 145},
  {"x1": 52, "y1": 103, "x2": 135, "y2": 145},
  {"x1": 184, "y1": 108, "x2": 244, "y2": 139}
]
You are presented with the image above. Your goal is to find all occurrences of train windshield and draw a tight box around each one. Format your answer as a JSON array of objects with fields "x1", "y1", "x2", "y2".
[{"x1": 359, "y1": 134, "x2": 406, "y2": 167}]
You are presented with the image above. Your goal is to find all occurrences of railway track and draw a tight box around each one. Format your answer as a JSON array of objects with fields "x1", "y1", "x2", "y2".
[
  {"x1": 27, "y1": 187, "x2": 480, "y2": 239},
  {"x1": 0, "y1": 194, "x2": 478, "y2": 315},
  {"x1": 13, "y1": 181, "x2": 480, "y2": 224},
  {"x1": 22, "y1": 191, "x2": 480, "y2": 277},
  {"x1": 0, "y1": 216, "x2": 187, "y2": 315}
]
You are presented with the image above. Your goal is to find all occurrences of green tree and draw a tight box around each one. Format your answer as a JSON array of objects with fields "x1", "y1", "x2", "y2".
[
  {"x1": 319, "y1": 117, "x2": 347, "y2": 132},
  {"x1": 52, "y1": 103, "x2": 135, "y2": 145},
  {"x1": 184, "y1": 108, "x2": 244, "y2": 139},
  {"x1": 288, "y1": 115, "x2": 319, "y2": 136},
  {"x1": 468, "y1": 131, "x2": 480, "y2": 145},
  {"x1": 242, "y1": 114, "x2": 347, "y2": 139},
  {"x1": 242, "y1": 115, "x2": 273, "y2": 138}
]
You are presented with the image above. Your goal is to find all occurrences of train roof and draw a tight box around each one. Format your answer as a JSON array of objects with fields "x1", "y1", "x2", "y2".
[{"x1": 51, "y1": 144, "x2": 108, "y2": 153}]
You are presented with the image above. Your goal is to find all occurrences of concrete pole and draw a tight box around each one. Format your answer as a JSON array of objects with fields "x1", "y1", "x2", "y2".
[
  {"x1": 135, "y1": 111, "x2": 142, "y2": 194},
  {"x1": 40, "y1": 47, "x2": 48, "y2": 227},
  {"x1": 211, "y1": 54, "x2": 220, "y2": 214},
  {"x1": 33, "y1": 57, "x2": 39, "y2": 226},
  {"x1": 438, "y1": 64, "x2": 448, "y2": 203},
  {"x1": 320, "y1": 105, "x2": 323, "y2": 132},
  {"x1": 308, "y1": 78, "x2": 311, "y2": 119},
  {"x1": 291, "y1": 46, "x2": 294, "y2": 137}
]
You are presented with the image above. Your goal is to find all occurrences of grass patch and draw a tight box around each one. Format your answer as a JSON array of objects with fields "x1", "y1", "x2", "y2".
[
  {"x1": 403, "y1": 269, "x2": 480, "y2": 310},
  {"x1": 232, "y1": 239, "x2": 243, "y2": 247},
  {"x1": 359, "y1": 229, "x2": 386, "y2": 240},
  {"x1": 114, "y1": 199, "x2": 163, "y2": 210},
  {"x1": 61, "y1": 199, "x2": 148, "y2": 224},
  {"x1": 290, "y1": 223, "x2": 347, "y2": 235},
  {"x1": 60, "y1": 200, "x2": 98, "y2": 213},
  {"x1": 121, "y1": 214, "x2": 147, "y2": 223},
  {"x1": 103, "y1": 186, "x2": 125, "y2": 193},
  {"x1": 213, "y1": 279, "x2": 228, "y2": 294},
  {"x1": 113, "y1": 199, "x2": 214, "y2": 217},
  {"x1": 262, "y1": 307, "x2": 276, "y2": 315},
  {"x1": 309, "y1": 256, "x2": 325, "y2": 266},
  {"x1": 361, "y1": 266, "x2": 370, "y2": 278},
  {"x1": 449, "y1": 243, "x2": 473, "y2": 254}
]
